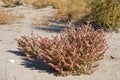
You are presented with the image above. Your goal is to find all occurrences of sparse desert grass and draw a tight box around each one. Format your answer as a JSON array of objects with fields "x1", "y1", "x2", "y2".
[
  {"x1": 2, "y1": 0, "x2": 22, "y2": 7},
  {"x1": 0, "y1": 12, "x2": 16, "y2": 24},
  {"x1": 32, "y1": 15, "x2": 50, "y2": 26},
  {"x1": 22, "y1": 0, "x2": 35, "y2": 6},
  {"x1": 54, "y1": 0, "x2": 90, "y2": 22},
  {"x1": 2, "y1": 0, "x2": 35, "y2": 6},
  {"x1": 32, "y1": 0, "x2": 56, "y2": 9},
  {"x1": 1, "y1": 0, "x2": 90, "y2": 22},
  {"x1": 0, "y1": 11, "x2": 24, "y2": 25},
  {"x1": 32, "y1": 0, "x2": 90, "y2": 22}
]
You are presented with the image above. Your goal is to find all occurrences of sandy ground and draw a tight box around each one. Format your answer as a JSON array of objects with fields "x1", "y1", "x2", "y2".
[{"x1": 0, "y1": 2, "x2": 120, "y2": 80}]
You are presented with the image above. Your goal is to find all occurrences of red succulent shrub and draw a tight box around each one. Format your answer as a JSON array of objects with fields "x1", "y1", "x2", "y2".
[
  {"x1": 16, "y1": 33, "x2": 40, "y2": 58},
  {"x1": 16, "y1": 23, "x2": 108, "y2": 76}
]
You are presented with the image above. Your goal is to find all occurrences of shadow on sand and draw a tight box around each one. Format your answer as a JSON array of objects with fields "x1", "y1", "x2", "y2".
[
  {"x1": 7, "y1": 49, "x2": 57, "y2": 75},
  {"x1": 7, "y1": 49, "x2": 26, "y2": 56},
  {"x1": 21, "y1": 58, "x2": 57, "y2": 74},
  {"x1": 33, "y1": 21, "x2": 68, "y2": 33}
]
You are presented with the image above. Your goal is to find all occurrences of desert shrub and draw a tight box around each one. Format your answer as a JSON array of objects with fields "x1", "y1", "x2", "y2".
[
  {"x1": 0, "y1": 12, "x2": 19, "y2": 24},
  {"x1": 2, "y1": 0, "x2": 36, "y2": 7},
  {"x1": 32, "y1": 0, "x2": 55, "y2": 9},
  {"x1": 22, "y1": 0, "x2": 35, "y2": 5},
  {"x1": 54, "y1": 0, "x2": 90, "y2": 22},
  {"x1": 32, "y1": 0, "x2": 90, "y2": 22},
  {"x1": 2, "y1": 0, "x2": 22, "y2": 7},
  {"x1": 32, "y1": 18, "x2": 50, "y2": 26},
  {"x1": 16, "y1": 23, "x2": 108, "y2": 76},
  {"x1": 89, "y1": 0, "x2": 120, "y2": 31},
  {"x1": 0, "y1": 11, "x2": 24, "y2": 24},
  {"x1": 16, "y1": 32, "x2": 40, "y2": 58}
]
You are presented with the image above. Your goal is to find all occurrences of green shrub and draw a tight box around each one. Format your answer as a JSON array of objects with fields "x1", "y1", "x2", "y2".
[
  {"x1": 16, "y1": 23, "x2": 108, "y2": 76},
  {"x1": 89, "y1": 0, "x2": 120, "y2": 31}
]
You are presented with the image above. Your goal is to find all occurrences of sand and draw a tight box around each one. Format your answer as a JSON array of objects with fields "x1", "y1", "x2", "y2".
[{"x1": 0, "y1": 2, "x2": 120, "y2": 80}]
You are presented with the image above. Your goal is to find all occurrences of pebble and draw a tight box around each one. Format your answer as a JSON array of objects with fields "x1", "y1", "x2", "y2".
[{"x1": 9, "y1": 59, "x2": 15, "y2": 64}]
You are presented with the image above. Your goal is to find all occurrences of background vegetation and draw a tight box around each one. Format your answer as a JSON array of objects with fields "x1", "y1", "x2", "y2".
[
  {"x1": 32, "y1": 0, "x2": 90, "y2": 22},
  {"x1": 1, "y1": 0, "x2": 120, "y2": 31},
  {"x1": 0, "y1": 11, "x2": 23, "y2": 24},
  {"x1": 89, "y1": 0, "x2": 120, "y2": 31}
]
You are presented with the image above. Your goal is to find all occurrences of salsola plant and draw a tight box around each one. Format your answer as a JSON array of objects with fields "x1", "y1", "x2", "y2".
[
  {"x1": 16, "y1": 33, "x2": 40, "y2": 58},
  {"x1": 16, "y1": 23, "x2": 108, "y2": 76}
]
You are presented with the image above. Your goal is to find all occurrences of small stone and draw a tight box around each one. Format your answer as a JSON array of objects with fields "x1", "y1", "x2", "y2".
[
  {"x1": 9, "y1": 59, "x2": 15, "y2": 64},
  {"x1": 110, "y1": 56, "x2": 116, "y2": 59}
]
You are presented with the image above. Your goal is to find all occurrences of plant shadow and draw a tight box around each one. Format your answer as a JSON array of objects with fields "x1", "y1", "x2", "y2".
[
  {"x1": 21, "y1": 58, "x2": 57, "y2": 74},
  {"x1": 33, "y1": 20, "x2": 98, "y2": 33},
  {"x1": 7, "y1": 49, "x2": 57, "y2": 75},
  {"x1": 7, "y1": 49, "x2": 26, "y2": 57},
  {"x1": 33, "y1": 21, "x2": 68, "y2": 33}
]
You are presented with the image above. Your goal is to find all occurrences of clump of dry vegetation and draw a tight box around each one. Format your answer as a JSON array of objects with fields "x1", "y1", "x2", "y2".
[
  {"x1": 1, "y1": 0, "x2": 90, "y2": 23},
  {"x1": 22, "y1": 0, "x2": 35, "y2": 6},
  {"x1": 16, "y1": 23, "x2": 108, "y2": 76},
  {"x1": 31, "y1": 14, "x2": 51, "y2": 26},
  {"x1": 32, "y1": 0, "x2": 55, "y2": 9},
  {"x1": 54, "y1": 0, "x2": 90, "y2": 22},
  {"x1": 32, "y1": 0, "x2": 90, "y2": 22},
  {"x1": 0, "y1": 12, "x2": 16, "y2": 24},
  {"x1": 2, "y1": 0, "x2": 22, "y2": 7},
  {"x1": 0, "y1": 11, "x2": 24, "y2": 25},
  {"x1": 32, "y1": 17, "x2": 50, "y2": 26},
  {"x1": 2, "y1": 0, "x2": 35, "y2": 7}
]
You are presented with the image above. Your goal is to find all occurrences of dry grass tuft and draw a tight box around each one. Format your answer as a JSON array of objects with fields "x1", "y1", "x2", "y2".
[
  {"x1": 2, "y1": 0, "x2": 22, "y2": 7},
  {"x1": 22, "y1": 0, "x2": 35, "y2": 6},
  {"x1": 1, "y1": 0, "x2": 90, "y2": 22},
  {"x1": 32, "y1": 16, "x2": 50, "y2": 26},
  {"x1": 0, "y1": 12, "x2": 16, "y2": 24},
  {"x1": 54, "y1": 0, "x2": 90, "y2": 22},
  {"x1": 32, "y1": 0, "x2": 56, "y2": 9},
  {"x1": 32, "y1": 0, "x2": 90, "y2": 22},
  {"x1": 2, "y1": 0, "x2": 35, "y2": 7},
  {"x1": 0, "y1": 11, "x2": 24, "y2": 25}
]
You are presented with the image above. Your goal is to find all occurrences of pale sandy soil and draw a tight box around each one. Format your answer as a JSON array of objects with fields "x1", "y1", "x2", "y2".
[{"x1": 0, "y1": 2, "x2": 120, "y2": 80}]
